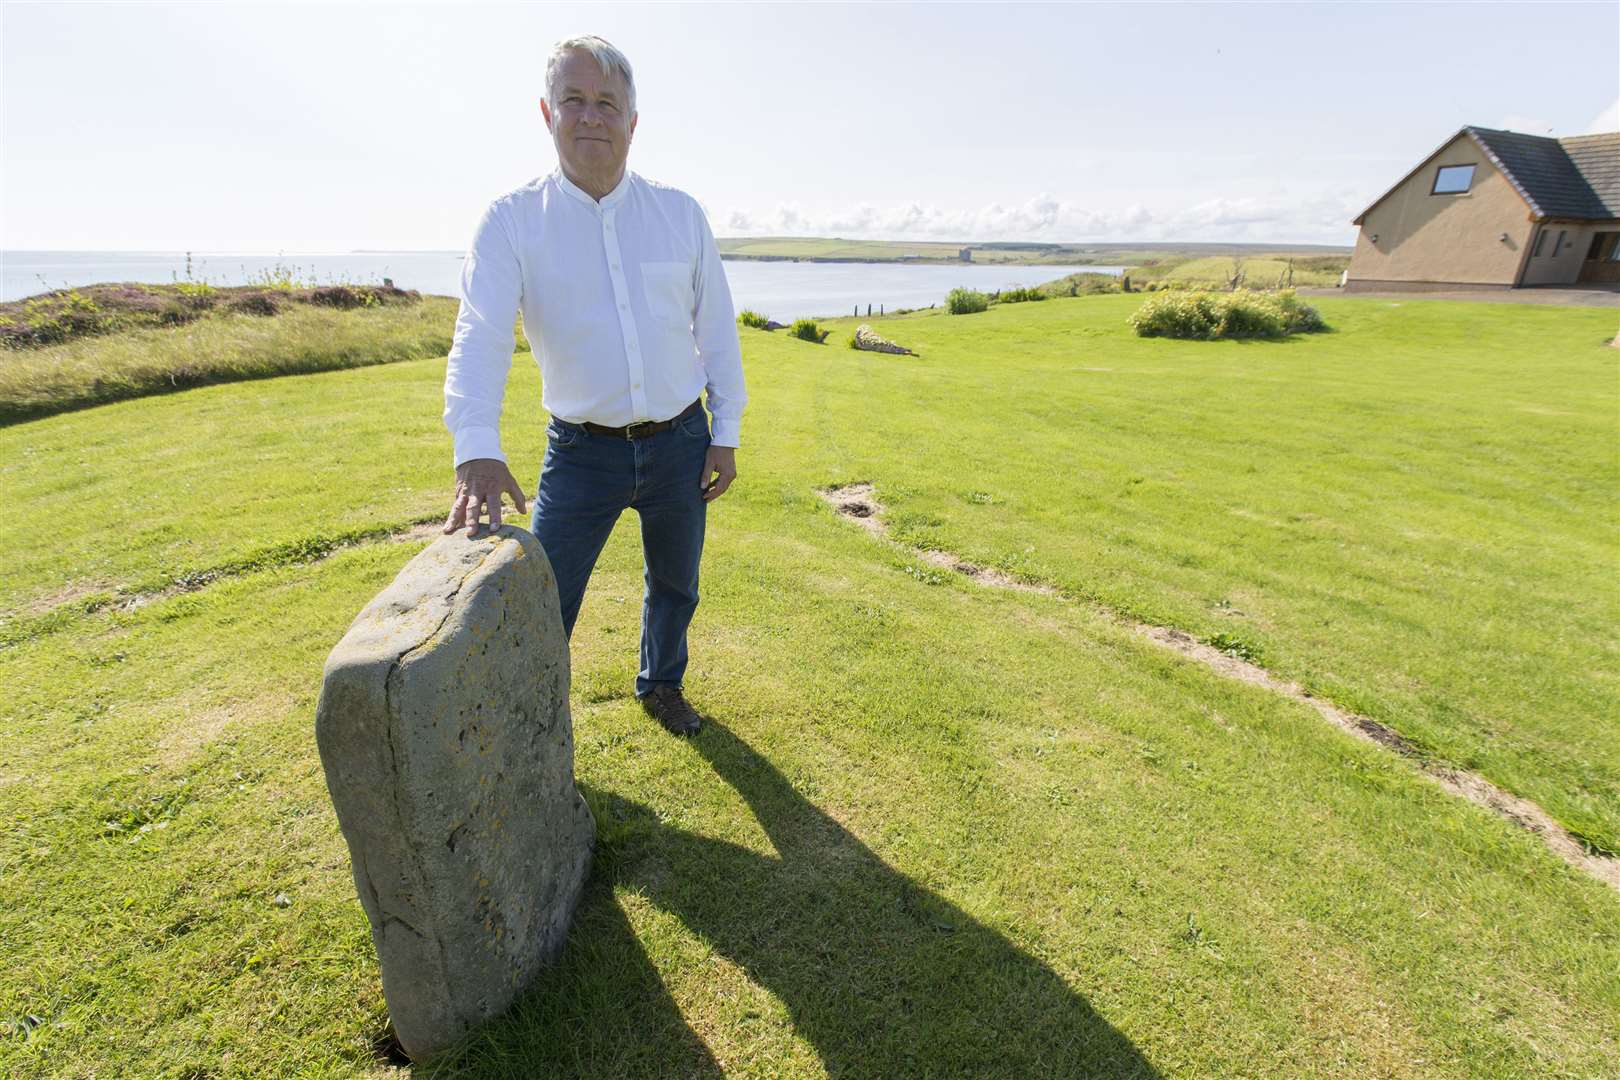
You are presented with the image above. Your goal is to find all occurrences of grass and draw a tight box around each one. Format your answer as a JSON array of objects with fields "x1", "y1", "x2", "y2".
[
  {"x1": 1128, "y1": 254, "x2": 1348, "y2": 289},
  {"x1": 811, "y1": 297, "x2": 1619, "y2": 855},
  {"x1": 1037, "y1": 270, "x2": 1126, "y2": 298},
  {"x1": 1, "y1": 293, "x2": 1617, "y2": 1076},
  {"x1": 0, "y1": 293, "x2": 458, "y2": 422}
]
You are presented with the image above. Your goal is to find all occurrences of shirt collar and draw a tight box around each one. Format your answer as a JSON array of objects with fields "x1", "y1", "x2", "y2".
[{"x1": 555, "y1": 167, "x2": 632, "y2": 209}]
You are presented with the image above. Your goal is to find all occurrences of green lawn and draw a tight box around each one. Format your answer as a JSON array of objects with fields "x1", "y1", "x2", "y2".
[{"x1": 2, "y1": 294, "x2": 1616, "y2": 1077}]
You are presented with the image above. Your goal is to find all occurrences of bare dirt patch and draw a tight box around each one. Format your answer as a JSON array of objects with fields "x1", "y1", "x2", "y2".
[
  {"x1": 156, "y1": 693, "x2": 294, "y2": 767},
  {"x1": 820, "y1": 482, "x2": 885, "y2": 537},
  {"x1": 820, "y1": 482, "x2": 1620, "y2": 892},
  {"x1": 26, "y1": 517, "x2": 450, "y2": 626},
  {"x1": 820, "y1": 484, "x2": 1054, "y2": 596},
  {"x1": 392, "y1": 520, "x2": 449, "y2": 544},
  {"x1": 20, "y1": 581, "x2": 112, "y2": 617}
]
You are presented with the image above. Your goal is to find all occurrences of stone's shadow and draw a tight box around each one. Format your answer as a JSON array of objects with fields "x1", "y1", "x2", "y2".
[{"x1": 427, "y1": 722, "x2": 1160, "y2": 1077}]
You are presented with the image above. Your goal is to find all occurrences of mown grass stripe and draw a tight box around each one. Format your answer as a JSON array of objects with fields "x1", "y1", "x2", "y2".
[
  {"x1": 820, "y1": 481, "x2": 1620, "y2": 891},
  {"x1": 0, "y1": 517, "x2": 446, "y2": 650}
]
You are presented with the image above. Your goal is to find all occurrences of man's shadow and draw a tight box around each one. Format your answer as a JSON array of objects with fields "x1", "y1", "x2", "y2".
[{"x1": 422, "y1": 722, "x2": 1161, "y2": 1078}]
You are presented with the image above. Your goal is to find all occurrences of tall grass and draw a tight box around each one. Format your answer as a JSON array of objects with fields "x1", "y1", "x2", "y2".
[
  {"x1": 788, "y1": 318, "x2": 826, "y2": 343},
  {"x1": 1132, "y1": 255, "x2": 1347, "y2": 290},
  {"x1": 0, "y1": 299, "x2": 459, "y2": 423}
]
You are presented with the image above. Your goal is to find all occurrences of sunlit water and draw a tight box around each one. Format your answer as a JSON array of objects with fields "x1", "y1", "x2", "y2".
[{"x1": 3, "y1": 251, "x2": 1123, "y2": 319}]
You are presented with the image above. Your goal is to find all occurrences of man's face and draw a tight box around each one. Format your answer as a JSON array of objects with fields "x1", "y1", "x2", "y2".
[{"x1": 541, "y1": 50, "x2": 636, "y2": 181}]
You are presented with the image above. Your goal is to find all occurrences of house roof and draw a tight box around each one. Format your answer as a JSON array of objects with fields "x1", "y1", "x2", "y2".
[
  {"x1": 1352, "y1": 126, "x2": 1620, "y2": 225},
  {"x1": 1469, "y1": 127, "x2": 1619, "y2": 220}
]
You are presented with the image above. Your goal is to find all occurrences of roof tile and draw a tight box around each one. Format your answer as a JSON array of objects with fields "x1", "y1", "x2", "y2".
[{"x1": 1467, "y1": 126, "x2": 1619, "y2": 220}]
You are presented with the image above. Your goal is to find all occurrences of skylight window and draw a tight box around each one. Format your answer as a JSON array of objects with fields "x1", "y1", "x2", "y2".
[{"x1": 1431, "y1": 165, "x2": 1476, "y2": 195}]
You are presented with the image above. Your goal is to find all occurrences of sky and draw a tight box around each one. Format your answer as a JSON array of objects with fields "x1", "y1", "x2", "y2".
[{"x1": 3, "y1": 1, "x2": 1617, "y2": 251}]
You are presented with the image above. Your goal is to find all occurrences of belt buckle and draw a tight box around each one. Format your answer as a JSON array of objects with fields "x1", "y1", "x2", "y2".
[{"x1": 623, "y1": 419, "x2": 653, "y2": 440}]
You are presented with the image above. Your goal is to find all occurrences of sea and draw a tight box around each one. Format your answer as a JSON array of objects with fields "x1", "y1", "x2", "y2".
[{"x1": 1, "y1": 251, "x2": 1124, "y2": 320}]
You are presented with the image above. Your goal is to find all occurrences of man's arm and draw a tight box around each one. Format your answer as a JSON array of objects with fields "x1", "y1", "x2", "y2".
[
  {"x1": 443, "y1": 199, "x2": 528, "y2": 535},
  {"x1": 690, "y1": 201, "x2": 747, "y2": 500}
]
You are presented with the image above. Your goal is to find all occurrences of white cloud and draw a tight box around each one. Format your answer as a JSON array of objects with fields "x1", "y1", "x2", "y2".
[
  {"x1": 714, "y1": 190, "x2": 1359, "y2": 245},
  {"x1": 1586, "y1": 97, "x2": 1619, "y2": 134}
]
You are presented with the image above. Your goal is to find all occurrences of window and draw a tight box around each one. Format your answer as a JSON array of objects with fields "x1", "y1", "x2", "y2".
[
  {"x1": 1587, "y1": 234, "x2": 1607, "y2": 260},
  {"x1": 1532, "y1": 230, "x2": 1548, "y2": 257},
  {"x1": 1431, "y1": 164, "x2": 1476, "y2": 195},
  {"x1": 1553, "y1": 230, "x2": 1567, "y2": 257}
]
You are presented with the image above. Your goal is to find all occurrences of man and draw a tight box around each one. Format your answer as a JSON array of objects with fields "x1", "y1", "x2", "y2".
[{"x1": 441, "y1": 35, "x2": 746, "y2": 737}]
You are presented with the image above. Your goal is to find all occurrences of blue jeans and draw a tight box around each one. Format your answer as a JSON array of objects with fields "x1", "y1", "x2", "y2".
[{"x1": 530, "y1": 405, "x2": 710, "y2": 697}]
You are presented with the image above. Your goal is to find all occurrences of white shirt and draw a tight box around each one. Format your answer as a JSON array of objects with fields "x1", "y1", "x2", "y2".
[{"x1": 443, "y1": 168, "x2": 747, "y2": 465}]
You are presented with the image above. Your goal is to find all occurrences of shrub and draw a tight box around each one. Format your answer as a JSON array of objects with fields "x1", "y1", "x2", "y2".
[
  {"x1": 789, "y1": 318, "x2": 824, "y2": 343},
  {"x1": 1129, "y1": 292, "x2": 1221, "y2": 339},
  {"x1": 309, "y1": 285, "x2": 377, "y2": 310},
  {"x1": 226, "y1": 293, "x2": 283, "y2": 317},
  {"x1": 1213, "y1": 296, "x2": 1284, "y2": 339},
  {"x1": 174, "y1": 281, "x2": 217, "y2": 306},
  {"x1": 157, "y1": 301, "x2": 203, "y2": 327},
  {"x1": 0, "y1": 290, "x2": 112, "y2": 348},
  {"x1": 736, "y1": 309, "x2": 769, "y2": 330},
  {"x1": 0, "y1": 281, "x2": 418, "y2": 351},
  {"x1": 1273, "y1": 288, "x2": 1326, "y2": 334},
  {"x1": 993, "y1": 286, "x2": 1047, "y2": 304},
  {"x1": 945, "y1": 287, "x2": 989, "y2": 315},
  {"x1": 1128, "y1": 289, "x2": 1328, "y2": 340},
  {"x1": 1036, "y1": 272, "x2": 1119, "y2": 298}
]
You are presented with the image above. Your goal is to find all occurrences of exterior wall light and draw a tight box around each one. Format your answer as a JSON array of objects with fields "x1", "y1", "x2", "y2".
[
  {"x1": 1369, "y1": 233, "x2": 1379, "y2": 243},
  {"x1": 1500, "y1": 232, "x2": 1510, "y2": 242}
]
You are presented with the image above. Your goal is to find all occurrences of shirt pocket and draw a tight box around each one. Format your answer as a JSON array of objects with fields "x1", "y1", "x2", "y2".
[{"x1": 640, "y1": 261, "x2": 695, "y2": 330}]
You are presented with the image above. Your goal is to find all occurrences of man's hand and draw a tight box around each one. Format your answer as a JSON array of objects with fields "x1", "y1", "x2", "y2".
[
  {"x1": 701, "y1": 445, "x2": 737, "y2": 502},
  {"x1": 444, "y1": 458, "x2": 528, "y2": 537}
]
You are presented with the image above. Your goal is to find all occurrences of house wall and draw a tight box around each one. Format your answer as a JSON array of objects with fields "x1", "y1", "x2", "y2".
[
  {"x1": 1520, "y1": 222, "x2": 1597, "y2": 285},
  {"x1": 1347, "y1": 133, "x2": 1536, "y2": 287}
]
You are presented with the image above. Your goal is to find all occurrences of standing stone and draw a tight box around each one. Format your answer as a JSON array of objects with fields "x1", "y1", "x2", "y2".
[{"x1": 315, "y1": 525, "x2": 594, "y2": 1062}]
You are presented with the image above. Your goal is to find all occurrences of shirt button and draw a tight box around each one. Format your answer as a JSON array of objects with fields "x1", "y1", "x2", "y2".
[
  {"x1": 632, "y1": 382, "x2": 641, "y2": 390},
  {"x1": 619, "y1": 302, "x2": 628, "y2": 311}
]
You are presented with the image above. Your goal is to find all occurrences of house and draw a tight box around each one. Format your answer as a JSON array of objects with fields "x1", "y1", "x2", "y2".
[{"x1": 1347, "y1": 125, "x2": 1620, "y2": 290}]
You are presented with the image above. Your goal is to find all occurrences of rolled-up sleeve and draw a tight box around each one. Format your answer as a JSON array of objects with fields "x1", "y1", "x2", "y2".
[
  {"x1": 443, "y1": 200, "x2": 522, "y2": 466},
  {"x1": 690, "y1": 201, "x2": 747, "y2": 448}
]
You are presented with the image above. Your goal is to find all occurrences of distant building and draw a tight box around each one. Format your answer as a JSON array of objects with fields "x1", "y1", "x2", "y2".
[
  {"x1": 1347, "y1": 125, "x2": 1620, "y2": 290},
  {"x1": 958, "y1": 248, "x2": 973, "y2": 262}
]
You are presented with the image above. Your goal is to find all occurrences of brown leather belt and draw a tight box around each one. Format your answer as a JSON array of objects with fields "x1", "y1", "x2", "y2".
[{"x1": 578, "y1": 398, "x2": 703, "y2": 440}]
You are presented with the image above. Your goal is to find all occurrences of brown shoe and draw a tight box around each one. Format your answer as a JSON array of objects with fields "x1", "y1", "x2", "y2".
[{"x1": 638, "y1": 685, "x2": 703, "y2": 737}]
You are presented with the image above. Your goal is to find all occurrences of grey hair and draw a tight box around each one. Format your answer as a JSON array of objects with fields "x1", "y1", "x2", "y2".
[{"x1": 545, "y1": 35, "x2": 636, "y2": 115}]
